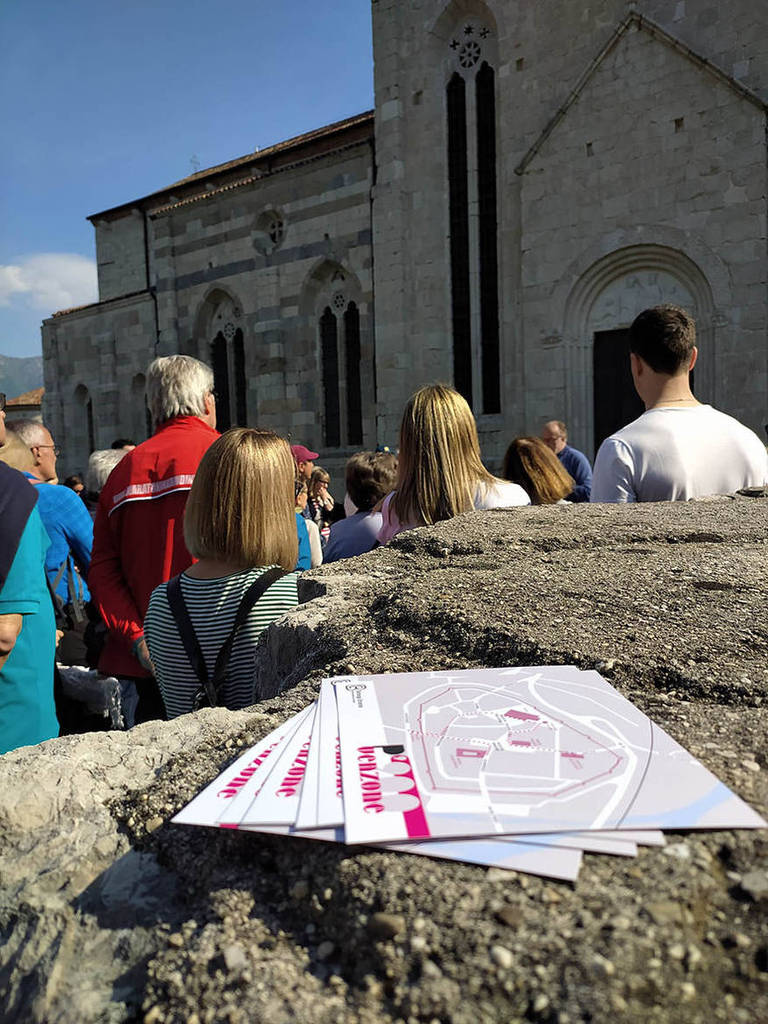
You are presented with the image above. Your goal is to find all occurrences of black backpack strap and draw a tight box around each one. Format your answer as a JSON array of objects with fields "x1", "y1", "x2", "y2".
[
  {"x1": 66, "y1": 558, "x2": 86, "y2": 624},
  {"x1": 209, "y1": 567, "x2": 286, "y2": 697},
  {"x1": 166, "y1": 567, "x2": 287, "y2": 710},
  {"x1": 51, "y1": 558, "x2": 68, "y2": 597},
  {"x1": 166, "y1": 574, "x2": 215, "y2": 707},
  {"x1": 51, "y1": 556, "x2": 86, "y2": 625}
]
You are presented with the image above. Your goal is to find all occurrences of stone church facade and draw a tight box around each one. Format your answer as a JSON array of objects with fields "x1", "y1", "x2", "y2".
[{"x1": 44, "y1": 1, "x2": 768, "y2": 479}]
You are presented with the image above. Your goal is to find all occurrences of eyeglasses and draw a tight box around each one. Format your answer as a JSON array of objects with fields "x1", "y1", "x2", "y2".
[{"x1": 34, "y1": 444, "x2": 62, "y2": 457}]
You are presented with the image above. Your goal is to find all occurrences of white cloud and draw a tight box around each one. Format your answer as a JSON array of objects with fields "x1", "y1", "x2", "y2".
[{"x1": 0, "y1": 253, "x2": 98, "y2": 314}]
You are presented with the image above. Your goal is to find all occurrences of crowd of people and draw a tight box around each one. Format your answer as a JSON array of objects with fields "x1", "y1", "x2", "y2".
[{"x1": 0, "y1": 305, "x2": 766, "y2": 752}]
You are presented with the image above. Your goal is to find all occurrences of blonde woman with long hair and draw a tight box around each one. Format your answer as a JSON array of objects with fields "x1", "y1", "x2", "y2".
[
  {"x1": 378, "y1": 384, "x2": 529, "y2": 543},
  {"x1": 144, "y1": 429, "x2": 299, "y2": 718}
]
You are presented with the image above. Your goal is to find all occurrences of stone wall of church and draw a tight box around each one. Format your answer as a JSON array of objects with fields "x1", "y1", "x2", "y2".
[
  {"x1": 42, "y1": 293, "x2": 156, "y2": 476},
  {"x1": 43, "y1": 0, "x2": 768, "y2": 479},
  {"x1": 150, "y1": 140, "x2": 375, "y2": 480},
  {"x1": 43, "y1": 138, "x2": 375, "y2": 483},
  {"x1": 371, "y1": 0, "x2": 768, "y2": 464},
  {"x1": 93, "y1": 212, "x2": 148, "y2": 302},
  {"x1": 519, "y1": 19, "x2": 767, "y2": 454}
]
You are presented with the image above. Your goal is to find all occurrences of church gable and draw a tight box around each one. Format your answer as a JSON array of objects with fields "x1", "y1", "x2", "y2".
[
  {"x1": 519, "y1": 14, "x2": 766, "y2": 278},
  {"x1": 515, "y1": 12, "x2": 767, "y2": 452},
  {"x1": 517, "y1": 12, "x2": 766, "y2": 177}
]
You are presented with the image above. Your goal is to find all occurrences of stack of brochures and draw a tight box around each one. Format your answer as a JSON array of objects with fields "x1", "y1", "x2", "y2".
[{"x1": 174, "y1": 666, "x2": 766, "y2": 881}]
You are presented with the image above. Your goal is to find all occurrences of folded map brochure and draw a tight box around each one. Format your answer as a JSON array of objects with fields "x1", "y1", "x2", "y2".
[{"x1": 174, "y1": 665, "x2": 766, "y2": 882}]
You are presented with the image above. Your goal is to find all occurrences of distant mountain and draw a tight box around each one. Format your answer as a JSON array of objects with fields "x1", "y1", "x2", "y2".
[{"x1": 0, "y1": 354, "x2": 44, "y2": 399}]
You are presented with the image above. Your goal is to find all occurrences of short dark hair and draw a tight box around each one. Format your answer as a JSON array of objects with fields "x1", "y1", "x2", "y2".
[
  {"x1": 628, "y1": 305, "x2": 696, "y2": 376},
  {"x1": 346, "y1": 451, "x2": 398, "y2": 512},
  {"x1": 111, "y1": 438, "x2": 136, "y2": 449}
]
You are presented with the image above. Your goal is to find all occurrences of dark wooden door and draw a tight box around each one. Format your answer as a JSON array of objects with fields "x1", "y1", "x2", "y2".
[{"x1": 593, "y1": 329, "x2": 645, "y2": 452}]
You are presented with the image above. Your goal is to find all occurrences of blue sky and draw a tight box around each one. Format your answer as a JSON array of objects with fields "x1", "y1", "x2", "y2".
[{"x1": 0, "y1": 0, "x2": 374, "y2": 359}]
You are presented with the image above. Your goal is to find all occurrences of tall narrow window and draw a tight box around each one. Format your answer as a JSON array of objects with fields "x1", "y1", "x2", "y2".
[
  {"x1": 211, "y1": 332, "x2": 231, "y2": 430},
  {"x1": 447, "y1": 72, "x2": 472, "y2": 406},
  {"x1": 233, "y1": 329, "x2": 247, "y2": 426},
  {"x1": 446, "y1": 22, "x2": 500, "y2": 414},
  {"x1": 344, "y1": 302, "x2": 363, "y2": 446},
  {"x1": 320, "y1": 307, "x2": 340, "y2": 447},
  {"x1": 86, "y1": 397, "x2": 95, "y2": 452},
  {"x1": 476, "y1": 61, "x2": 500, "y2": 414}
]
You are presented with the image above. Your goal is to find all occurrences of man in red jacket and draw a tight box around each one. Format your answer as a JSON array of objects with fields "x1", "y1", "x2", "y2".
[{"x1": 89, "y1": 355, "x2": 218, "y2": 724}]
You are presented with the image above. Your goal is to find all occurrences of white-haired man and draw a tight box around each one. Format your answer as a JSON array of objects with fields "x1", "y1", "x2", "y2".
[{"x1": 89, "y1": 355, "x2": 218, "y2": 723}]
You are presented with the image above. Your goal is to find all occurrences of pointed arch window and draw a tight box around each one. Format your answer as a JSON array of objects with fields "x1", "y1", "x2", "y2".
[
  {"x1": 320, "y1": 308, "x2": 340, "y2": 447},
  {"x1": 318, "y1": 291, "x2": 363, "y2": 448},
  {"x1": 344, "y1": 302, "x2": 363, "y2": 446},
  {"x1": 210, "y1": 324, "x2": 246, "y2": 431},
  {"x1": 86, "y1": 397, "x2": 95, "y2": 452},
  {"x1": 211, "y1": 332, "x2": 231, "y2": 430},
  {"x1": 446, "y1": 21, "x2": 500, "y2": 414},
  {"x1": 75, "y1": 384, "x2": 95, "y2": 454}
]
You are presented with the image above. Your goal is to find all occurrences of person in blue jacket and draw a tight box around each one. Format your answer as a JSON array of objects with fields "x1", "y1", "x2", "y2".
[
  {"x1": 541, "y1": 420, "x2": 593, "y2": 503},
  {"x1": 7, "y1": 420, "x2": 93, "y2": 615}
]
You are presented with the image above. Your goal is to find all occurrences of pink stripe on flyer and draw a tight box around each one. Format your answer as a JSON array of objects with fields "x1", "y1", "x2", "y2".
[{"x1": 403, "y1": 785, "x2": 430, "y2": 838}]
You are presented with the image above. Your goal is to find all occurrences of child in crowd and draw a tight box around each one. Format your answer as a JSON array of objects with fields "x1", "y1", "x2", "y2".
[
  {"x1": 295, "y1": 479, "x2": 322, "y2": 567},
  {"x1": 307, "y1": 467, "x2": 335, "y2": 542},
  {"x1": 325, "y1": 450, "x2": 398, "y2": 562},
  {"x1": 502, "y1": 437, "x2": 575, "y2": 505},
  {"x1": 378, "y1": 384, "x2": 530, "y2": 543}
]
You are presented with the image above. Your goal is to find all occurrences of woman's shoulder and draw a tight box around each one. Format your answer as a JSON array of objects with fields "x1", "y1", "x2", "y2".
[{"x1": 475, "y1": 478, "x2": 531, "y2": 509}]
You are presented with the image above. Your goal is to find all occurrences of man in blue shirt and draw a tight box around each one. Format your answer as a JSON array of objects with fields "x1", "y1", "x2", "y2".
[
  {"x1": 541, "y1": 420, "x2": 592, "y2": 503},
  {"x1": 8, "y1": 420, "x2": 93, "y2": 623}
]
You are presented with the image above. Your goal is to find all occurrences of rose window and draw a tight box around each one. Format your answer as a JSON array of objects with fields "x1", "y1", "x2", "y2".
[
  {"x1": 268, "y1": 219, "x2": 284, "y2": 245},
  {"x1": 458, "y1": 41, "x2": 481, "y2": 68}
]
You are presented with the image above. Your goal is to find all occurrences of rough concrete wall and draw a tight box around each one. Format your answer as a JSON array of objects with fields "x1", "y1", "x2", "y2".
[
  {"x1": 42, "y1": 294, "x2": 155, "y2": 476},
  {"x1": 93, "y1": 212, "x2": 147, "y2": 301},
  {"x1": 1, "y1": 497, "x2": 766, "y2": 1023}
]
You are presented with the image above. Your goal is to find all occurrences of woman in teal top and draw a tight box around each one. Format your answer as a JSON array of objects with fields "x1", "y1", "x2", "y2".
[{"x1": 0, "y1": 467, "x2": 58, "y2": 754}]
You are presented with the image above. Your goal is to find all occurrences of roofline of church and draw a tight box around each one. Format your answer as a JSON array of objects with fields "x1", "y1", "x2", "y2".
[
  {"x1": 89, "y1": 110, "x2": 375, "y2": 222},
  {"x1": 46, "y1": 288, "x2": 152, "y2": 322}
]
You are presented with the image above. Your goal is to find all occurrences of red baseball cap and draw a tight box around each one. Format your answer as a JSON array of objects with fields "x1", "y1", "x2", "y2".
[{"x1": 291, "y1": 444, "x2": 319, "y2": 462}]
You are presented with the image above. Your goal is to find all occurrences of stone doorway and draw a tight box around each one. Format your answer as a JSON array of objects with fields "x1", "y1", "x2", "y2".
[{"x1": 561, "y1": 244, "x2": 715, "y2": 457}]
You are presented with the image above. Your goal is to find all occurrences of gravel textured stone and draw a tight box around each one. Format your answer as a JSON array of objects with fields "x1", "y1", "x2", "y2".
[{"x1": 0, "y1": 498, "x2": 767, "y2": 1023}]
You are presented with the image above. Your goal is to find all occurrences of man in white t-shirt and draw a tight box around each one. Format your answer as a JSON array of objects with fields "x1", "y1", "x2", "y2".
[{"x1": 591, "y1": 305, "x2": 768, "y2": 503}]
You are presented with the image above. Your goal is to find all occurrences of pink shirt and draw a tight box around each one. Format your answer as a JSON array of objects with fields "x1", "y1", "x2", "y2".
[{"x1": 377, "y1": 479, "x2": 530, "y2": 544}]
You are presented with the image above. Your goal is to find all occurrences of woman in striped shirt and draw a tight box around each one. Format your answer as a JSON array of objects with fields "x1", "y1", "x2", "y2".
[{"x1": 144, "y1": 428, "x2": 299, "y2": 719}]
